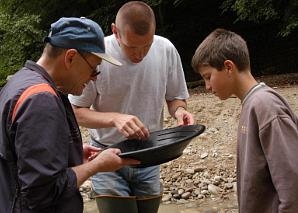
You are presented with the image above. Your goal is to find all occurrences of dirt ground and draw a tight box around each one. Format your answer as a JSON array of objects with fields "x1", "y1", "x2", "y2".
[{"x1": 82, "y1": 73, "x2": 298, "y2": 213}]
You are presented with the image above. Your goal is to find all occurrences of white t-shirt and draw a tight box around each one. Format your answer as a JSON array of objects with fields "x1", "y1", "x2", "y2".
[{"x1": 69, "y1": 35, "x2": 189, "y2": 145}]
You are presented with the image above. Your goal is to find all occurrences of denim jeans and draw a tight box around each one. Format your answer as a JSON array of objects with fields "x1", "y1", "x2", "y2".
[{"x1": 90, "y1": 140, "x2": 161, "y2": 197}]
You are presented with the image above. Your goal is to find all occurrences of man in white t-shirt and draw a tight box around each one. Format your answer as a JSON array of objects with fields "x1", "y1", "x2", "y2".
[{"x1": 68, "y1": 1, "x2": 194, "y2": 212}]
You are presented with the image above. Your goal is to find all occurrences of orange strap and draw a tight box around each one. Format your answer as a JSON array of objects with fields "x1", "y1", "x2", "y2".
[{"x1": 12, "y1": 83, "x2": 57, "y2": 122}]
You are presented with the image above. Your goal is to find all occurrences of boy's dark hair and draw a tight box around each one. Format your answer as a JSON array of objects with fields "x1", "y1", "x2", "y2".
[{"x1": 191, "y1": 28, "x2": 250, "y2": 72}]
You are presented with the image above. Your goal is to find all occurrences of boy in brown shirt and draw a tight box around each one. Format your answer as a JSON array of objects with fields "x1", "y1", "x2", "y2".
[{"x1": 192, "y1": 28, "x2": 298, "y2": 213}]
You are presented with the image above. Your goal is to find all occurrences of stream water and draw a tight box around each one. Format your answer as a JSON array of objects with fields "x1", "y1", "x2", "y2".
[{"x1": 84, "y1": 193, "x2": 238, "y2": 213}]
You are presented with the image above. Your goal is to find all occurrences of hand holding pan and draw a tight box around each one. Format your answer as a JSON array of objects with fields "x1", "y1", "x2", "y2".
[{"x1": 108, "y1": 124, "x2": 206, "y2": 167}]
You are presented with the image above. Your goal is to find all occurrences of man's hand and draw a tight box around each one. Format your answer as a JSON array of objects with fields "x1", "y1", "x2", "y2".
[
  {"x1": 174, "y1": 107, "x2": 195, "y2": 126},
  {"x1": 72, "y1": 148, "x2": 140, "y2": 186},
  {"x1": 83, "y1": 144, "x2": 102, "y2": 163},
  {"x1": 92, "y1": 148, "x2": 140, "y2": 171},
  {"x1": 112, "y1": 114, "x2": 150, "y2": 140}
]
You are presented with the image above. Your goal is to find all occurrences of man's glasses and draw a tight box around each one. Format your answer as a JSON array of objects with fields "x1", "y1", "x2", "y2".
[{"x1": 78, "y1": 52, "x2": 101, "y2": 77}]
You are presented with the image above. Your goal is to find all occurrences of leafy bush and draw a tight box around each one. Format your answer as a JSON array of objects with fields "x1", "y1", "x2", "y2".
[{"x1": 0, "y1": 12, "x2": 44, "y2": 85}]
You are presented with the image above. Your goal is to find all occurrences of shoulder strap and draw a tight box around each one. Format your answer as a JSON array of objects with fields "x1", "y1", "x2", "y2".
[{"x1": 11, "y1": 83, "x2": 57, "y2": 122}]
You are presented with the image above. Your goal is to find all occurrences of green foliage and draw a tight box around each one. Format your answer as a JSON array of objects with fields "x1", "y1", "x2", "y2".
[
  {"x1": 0, "y1": 0, "x2": 297, "y2": 84},
  {"x1": 0, "y1": 10, "x2": 44, "y2": 85},
  {"x1": 221, "y1": 0, "x2": 298, "y2": 37},
  {"x1": 235, "y1": 0, "x2": 278, "y2": 21},
  {"x1": 279, "y1": 0, "x2": 298, "y2": 36}
]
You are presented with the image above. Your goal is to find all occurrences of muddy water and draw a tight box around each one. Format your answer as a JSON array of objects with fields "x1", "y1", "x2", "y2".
[{"x1": 84, "y1": 193, "x2": 238, "y2": 213}]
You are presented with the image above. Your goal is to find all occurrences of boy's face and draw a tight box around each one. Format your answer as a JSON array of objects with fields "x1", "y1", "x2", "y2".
[{"x1": 199, "y1": 66, "x2": 233, "y2": 100}]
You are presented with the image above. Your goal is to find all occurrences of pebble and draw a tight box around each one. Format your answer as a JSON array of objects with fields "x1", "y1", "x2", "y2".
[
  {"x1": 200, "y1": 152, "x2": 208, "y2": 159},
  {"x1": 208, "y1": 184, "x2": 221, "y2": 195},
  {"x1": 181, "y1": 192, "x2": 191, "y2": 199}
]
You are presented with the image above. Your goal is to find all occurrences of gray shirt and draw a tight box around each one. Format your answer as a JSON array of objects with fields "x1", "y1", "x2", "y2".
[{"x1": 237, "y1": 83, "x2": 298, "y2": 213}]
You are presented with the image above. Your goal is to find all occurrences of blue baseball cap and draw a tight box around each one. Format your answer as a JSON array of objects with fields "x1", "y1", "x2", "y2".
[{"x1": 44, "y1": 17, "x2": 121, "y2": 66}]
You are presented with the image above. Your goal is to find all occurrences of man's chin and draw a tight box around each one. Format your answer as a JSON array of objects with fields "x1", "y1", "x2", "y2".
[
  {"x1": 130, "y1": 59, "x2": 143, "y2": 64},
  {"x1": 72, "y1": 89, "x2": 83, "y2": 96}
]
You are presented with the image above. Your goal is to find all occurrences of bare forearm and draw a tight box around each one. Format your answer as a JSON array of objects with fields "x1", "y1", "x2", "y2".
[
  {"x1": 166, "y1": 99, "x2": 187, "y2": 118},
  {"x1": 167, "y1": 99, "x2": 194, "y2": 125},
  {"x1": 71, "y1": 160, "x2": 99, "y2": 187},
  {"x1": 72, "y1": 105, "x2": 150, "y2": 139},
  {"x1": 72, "y1": 106, "x2": 120, "y2": 128}
]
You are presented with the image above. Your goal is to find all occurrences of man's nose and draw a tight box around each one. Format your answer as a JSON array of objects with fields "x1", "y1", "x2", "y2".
[{"x1": 134, "y1": 48, "x2": 146, "y2": 60}]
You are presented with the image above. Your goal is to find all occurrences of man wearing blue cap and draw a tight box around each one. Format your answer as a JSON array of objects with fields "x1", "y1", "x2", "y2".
[{"x1": 0, "y1": 17, "x2": 139, "y2": 212}]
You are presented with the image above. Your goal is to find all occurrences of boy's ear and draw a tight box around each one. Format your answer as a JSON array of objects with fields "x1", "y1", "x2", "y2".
[{"x1": 223, "y1": 60, "x2": 235, "y2": 76}]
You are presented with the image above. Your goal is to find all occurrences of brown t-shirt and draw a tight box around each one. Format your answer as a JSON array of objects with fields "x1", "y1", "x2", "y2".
[{"x1": 237, "y1": 83, "x2": 298, "y2": 213}]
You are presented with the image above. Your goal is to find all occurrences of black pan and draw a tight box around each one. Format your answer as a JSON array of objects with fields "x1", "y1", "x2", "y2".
[{"x1": 109, "y1": 124, "x2": 205, "y2": 167}]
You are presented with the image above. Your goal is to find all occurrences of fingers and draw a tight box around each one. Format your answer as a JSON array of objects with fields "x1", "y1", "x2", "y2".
[
  {"x1": 125, "y1": 120, "x2": 149, "y2": 139},
  {"x1": 108, "y1": 147, "x2": 121, "y2": 155},
  {"x1": 91, "y1": 148, "x2": 140, "y2": 172},
  {"x1": 115, "y1": 115, "x2": 150, "y2": 139},
  {"x1": 106, "y1": 148, "x2": 140, "y2": 165},
  {"x1": 133, "y1": 119, "x2": 150, "y2": 138},
  {"x1": 84, "y1": 144, "x2": 103, "y2": 152},
  {"x1": 83, "y1": 145, "x2": 104, "y2": 163},
  {"x1": 88, "y1": 152, "x2": 100, "y2": 161},
  {"x1": 121, "y1": 158, "x2": 140, "y2": 165},
  {"x1": 184, "y1": 113, "x2": 195, "y2": 125},
  {"x1": 179, "y1": 113, "x2": 195, "y2": 125},
  {"x1": 175, "y1": 110, "x2": 195, "y2": 126}
]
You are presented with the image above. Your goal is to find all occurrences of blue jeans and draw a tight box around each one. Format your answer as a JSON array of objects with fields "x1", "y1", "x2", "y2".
[{"x1": 90, "y1": 140, "x2": 161, "y2": 197}]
